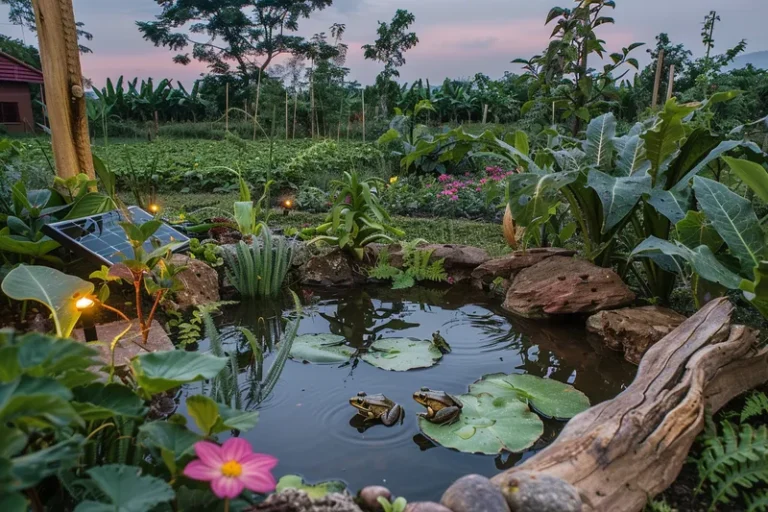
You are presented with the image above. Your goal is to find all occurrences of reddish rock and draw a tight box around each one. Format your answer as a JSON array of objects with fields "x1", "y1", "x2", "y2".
[
  {"x1": 300, "y1": 250, "x2": 363, "y2": 287},
  {"x1": 472, "y1": 248, "x2": 576, "y2": 286},
  {"x1": 503, "y1": 257, "x2": 635, "y2": 318},
  {"x1": 587, "y1": 306, "x2": 687, "y2": 364},
  {"x1": 358, "y1": 487, "x2": 391, "y2": 512},
  {"x1": 387, "y1": 244, "x2": 490, "y2": 271},
  {"x1": 170, "y1": 254, "x2": 221, "y2": 311}
]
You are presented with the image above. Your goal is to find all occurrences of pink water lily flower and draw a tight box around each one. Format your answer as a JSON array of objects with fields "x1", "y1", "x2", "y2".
[{"x1": 183, "y1": 438, "x2": 278, "y2": 499}]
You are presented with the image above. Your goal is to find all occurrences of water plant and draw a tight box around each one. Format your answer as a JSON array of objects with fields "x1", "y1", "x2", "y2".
[{"x1": 223, "y1": 229, "x2": 293, "y2": 298}]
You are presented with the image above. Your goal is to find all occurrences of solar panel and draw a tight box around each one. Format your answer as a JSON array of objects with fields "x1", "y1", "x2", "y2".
[{"x1": 43, "y1": 206, "x2": 190, "y2": 267}]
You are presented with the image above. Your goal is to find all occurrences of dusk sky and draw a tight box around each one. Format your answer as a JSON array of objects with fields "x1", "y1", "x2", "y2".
[{"x1": 1, "y1": 0, "x2": 767, "y2": 88}]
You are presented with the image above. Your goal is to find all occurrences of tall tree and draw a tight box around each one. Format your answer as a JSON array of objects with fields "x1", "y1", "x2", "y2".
[
  {"x1": 0, "y1": 34, "x2": 41, "y2": 68},
  {"x1": 701, "y1": 10, "x2": 720, "y2": 66},
  {"x1": 137, "y1": 0, "x2": 333, "y2": 85},
  {"x1": 0, "y1": 0, "x2": 93, "y2": 53}
]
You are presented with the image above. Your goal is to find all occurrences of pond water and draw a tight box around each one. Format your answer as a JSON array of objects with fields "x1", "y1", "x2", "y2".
[{"x1": 184, "y1": 285, "x2": 635, "y2": 502}]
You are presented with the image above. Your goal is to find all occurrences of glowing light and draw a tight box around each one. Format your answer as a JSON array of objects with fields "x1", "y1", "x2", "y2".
[
  {"x1": 284, "y1": 200, "x2": 293, "y2": 208},
  {"x1": 76, "y1": 297, "x2": 95, "y2": 310},
  {"x1": 389, "y1": 176, "x2": 399, "y2": 185},
  {"x1": 149, "y1": 204, "x2": 160, "y2": 214}
]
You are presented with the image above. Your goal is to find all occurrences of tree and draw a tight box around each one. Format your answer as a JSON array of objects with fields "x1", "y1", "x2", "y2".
[
  {"x1": 701, "y1": 10, "x2": 720, "y2": 66},
  {"x1": 0, "y1": 34, "x2": 40, "y2": 68},
  {"x1": 137, "y1": 0, "x2": 333, "y2": 85},
  {"x1": 0, "y1": 0, "x2": 93, "y2": 53}
]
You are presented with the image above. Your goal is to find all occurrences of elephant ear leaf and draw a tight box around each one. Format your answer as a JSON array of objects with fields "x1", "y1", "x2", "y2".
[
  {"x1": 693, "y1": 177, "x2": 766, "y2": 276},
  {"x1": 722, "y1": 156, "x2": 768, "y2": 204},
  {"x1": 506, "y1": 171, "x2": 578, "y2": 227},
  {"x1": 587, "y1": 170, "x2": 650, "y2": 232},
  {"x1": 641, "y1": 100, "x2": 699, "y2": 180},
  {"x1": 583, "y1": 113, "x2": 616, "y2": 169},
  {"x1": 676, "y1": 211, "x2": 724, "y2": 253},
  {"x1": 1, "y1": 265, "x2": 94, "y2": 338}
]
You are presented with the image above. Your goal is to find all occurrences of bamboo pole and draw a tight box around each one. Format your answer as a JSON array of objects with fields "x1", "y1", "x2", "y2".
[
  {"x1": 292, "y1": 91, "x2": 298, "y2": 139},
  {"x1": 285, "y1": 91, "x2": 289, "y2": 140},
  {"x1": 31, "y1": 0, "x2": 94, "y2": 179},
  {"x1": 225, "y1": 83, "x2": 229, "y2": 132},
  {"x1": 651, "y1": 48, "x2": 665, "y2": 109},
  {"x1": 362, "y1": 89, "x2": 366, "y2": 143},
  {"x1": 665, "y1": 64, "x2": 676, "y2": 102},
  {"x1": 253, "y1": 68, "x2": 262, "y2": 140}
]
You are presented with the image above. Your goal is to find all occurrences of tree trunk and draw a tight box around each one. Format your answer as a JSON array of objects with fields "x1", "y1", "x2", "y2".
[{"x1": 487, "y1": 298, "x2": 768, "y2": 512}]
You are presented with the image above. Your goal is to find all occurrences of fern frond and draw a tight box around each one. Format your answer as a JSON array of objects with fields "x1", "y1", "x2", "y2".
[
  {"x1": 746, "y1": 490, "x2": 768, "y2": 512},
  {"x1": 709, "y1": 457, "x2": 768, "y2": 510},
  {"x1": 742, "y1": 392, "x2": 768, "y2": 423},
  {"x1": 392, "y1": 273, "x2": 416, "y2": 289}
]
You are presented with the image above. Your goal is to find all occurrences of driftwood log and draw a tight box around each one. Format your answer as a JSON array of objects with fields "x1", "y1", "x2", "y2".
[{"x1": 488, "y1": 298, "x2": 768, "y2": 512}]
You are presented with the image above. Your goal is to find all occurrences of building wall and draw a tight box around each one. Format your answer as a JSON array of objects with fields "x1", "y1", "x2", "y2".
[{"x1": 0, "y1": 81, "x2": 34, "y2": 133}]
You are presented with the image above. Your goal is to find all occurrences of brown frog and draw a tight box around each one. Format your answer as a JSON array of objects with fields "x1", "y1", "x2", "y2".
[
  {"x1": 413, "y1": 387, "x2": 463, "y2": 425},
  {"x1": 349, "y1": 392, "x2": 404, "y2": 426}
]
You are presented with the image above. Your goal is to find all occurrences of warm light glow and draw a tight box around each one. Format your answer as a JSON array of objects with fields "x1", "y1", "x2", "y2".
[
  {"x1": 284, "y1": 200, "x2": 293, "y2": 208},
  {"x1": 76, "y1": 297, "x2": 95, "y2": 310},
  {"x1": 149, "y1": 204, "x2": 160, "y2": 214}
]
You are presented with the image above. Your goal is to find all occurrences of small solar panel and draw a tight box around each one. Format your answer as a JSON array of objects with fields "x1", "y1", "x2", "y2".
[{"x1": 43, "y1": 206, "x2": 190, "y2": 267}]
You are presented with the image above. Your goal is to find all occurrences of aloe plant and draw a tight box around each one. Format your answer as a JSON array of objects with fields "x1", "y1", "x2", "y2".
[{"x1": 223, "y1": 229, "x2": 293, "y2": 298}]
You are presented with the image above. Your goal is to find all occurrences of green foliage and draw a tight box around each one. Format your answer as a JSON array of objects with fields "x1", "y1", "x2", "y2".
[
  {"x1": 276, "y1": 475, "x2": 347, "y2": 499},
  {"x1": 741, "y1": 392, "x2": 768, "y2": 424},
  {"x1": 188, "y1": 238, "x2": 223, "y2": 268},
  {"x1": 362, "y1": 9, "x2": 419, "y2": 83},
  {"x1": 369, "y1": 241, "x2": 447, "y2": 289},
  {"x1": 284, "y1": 140, "x2": 385, "y2": 184},
  {"x1": 73, "y1": 464, "x2": 175, "y2": 512},
  {"x1": 223, "y1": 230, "x2": 293, "y2": 298},
  {"x1": 378, "y1": 497, "x2": 408, "y2": 512}
]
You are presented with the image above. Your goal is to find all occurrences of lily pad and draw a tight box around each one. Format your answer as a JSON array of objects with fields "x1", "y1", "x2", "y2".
[
  {"x1": 290, "y1": 334, "x2": 355, "y2": 364},
  {"x1": 469, "y1": 373, "x2": 590, "y2": 420},
  {"x1": 418, "y1": 394, "x2": 543, "y2": 455},
  {"x1": 276, "y1": 474, "x2": 347, "y2": 499},
  {"x1": 361, "y1": 338, "x2": 442, "y2": 372}
]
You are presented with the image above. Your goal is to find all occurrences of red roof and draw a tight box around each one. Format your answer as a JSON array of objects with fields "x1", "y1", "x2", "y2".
[{"x1": 0, "y1": 52, "x2": 44, "y2": 84}]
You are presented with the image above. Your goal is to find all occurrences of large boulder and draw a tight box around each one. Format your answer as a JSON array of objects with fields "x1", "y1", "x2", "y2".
[
  {"x1": 587, "y1": 306, "x2": 687, "y2": 364},
  {"x1": 384, "y1": 243, "x2": 491, "y2": 284},
  {"x1": 300, "y1": 250, "x2": 363, "y2": 287},
  {"x1": 503, "y1": 256, "x2": 635, "y2": 318},
  {"x1": 472, "y1": 248, "x2": 576, "y2": 287},
  {"x1": 170, "y1": 254, "x2": 220, "y2": 311}
]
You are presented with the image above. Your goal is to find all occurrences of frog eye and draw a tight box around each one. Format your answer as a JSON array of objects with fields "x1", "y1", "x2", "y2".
[{"x1": 420, "y1": 387, "x2": 429, "y2": 392}]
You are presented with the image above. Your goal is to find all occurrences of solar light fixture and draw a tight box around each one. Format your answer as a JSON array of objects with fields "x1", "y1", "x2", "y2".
[
  {"x1": 283, "y1": 198, "x2": 294, "y2": 216},
  {"x1": 76, "y1": 296, "x2": 98, "y2": 342},
  {"x1": 148, "y1": 204, "x2": 161, "y2": 214}
]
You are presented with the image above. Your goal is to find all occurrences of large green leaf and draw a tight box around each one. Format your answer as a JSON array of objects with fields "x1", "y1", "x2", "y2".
[
  {"x1": 583, "y1": 113, "x2": 616, "y2": 169},
  {"x1": 137, "y1": 421, "x2": 200, "y2": 460},
  {"x1": 673, "y1": 140, "x2": 763, "y2": 192},
  {"x1": 469, "y1": 373, "x2": 590, "y2": 420},
  {"x1": 186, "y1": 395, "x2": 259, "y2": 436},
  {"x1": 0, "y1": 376, "x2": 81, "y2": 429},
  {"x1": 418, "y1": 394, "x2": 543, "y2": 455},
  {"x1": 131, "y1": 352, "x2": 228, "y2": 395},
  {"x1": 72, "y1": 383, "x2": 147, "y2": 421},
  {"x1": 0, "y1": 236, "x2": 60, "y2": 260},
  {"x1": 1, "y1": 266, "x2": 93, "y2": 338},
  {"x1": 741, "y1": 262, "x2": 768, "y2": 319},
  {"x1": 615, "y1": 133, "x2": 649, "y2": 176},
  {"x1": 0, "y1": 492, "x2": 26, "y2": 512},
  {"x1": 361, "y1": 338, "x2": 443, "y2": 372},
  {"x1": 723, "y1": 156, "x2": 768, "y2": 204},
  {"x1": 276, "y1": 475, "x2": 347, "y2": 499},
  {"x1": 506, "y1": 171, "x2": 578, "y2": 227},
  {"x1": 62, "y1": 193, "x2": 115, "y2": 221},
  {"x1": 641, "y1": 100, "x2": 699, "y2": 180},
  {"x1": 73, "y1": 464, "x2": 175, "y2": 512},
  {"x1": 9, "y1": 436, "x2": 85, "y2": 491},
  {"x1": 632, "y1": 236, "x2": 742, "y2": 290},
  {"x1": 646, "y1": 187, "x2": 692, "y2": 224},
  {"x1": 0, "y1": 331, "x2": 99, "y2": 385},
  {"x1": 693, "y1": 177, "x2": 765, "y2": 276},
  {"x1": 289, "y1": 334, "x2": 355, "y2": 364},
  {"x1": 587, "y1": 170, "x2": 651, "y2": 232},
  {"x1": 676, "y1": 211, "x2": 724, "y2": 253}
]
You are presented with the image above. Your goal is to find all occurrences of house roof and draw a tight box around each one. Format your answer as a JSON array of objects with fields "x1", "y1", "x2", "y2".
[{"x1": 0, "y1": 52, "x2": 44, "y2": 84}]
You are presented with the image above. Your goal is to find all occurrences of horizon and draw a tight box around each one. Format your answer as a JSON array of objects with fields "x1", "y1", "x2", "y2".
[{"x1": 1, "y1": 0, "x2": 767, "y2": 88}]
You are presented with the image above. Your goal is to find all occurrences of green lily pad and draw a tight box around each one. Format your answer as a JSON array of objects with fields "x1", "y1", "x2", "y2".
[
  {"x1": 276, "y1": 474, "x2": 347, "y2": 499},
  {"x1": 469, "y1": 373, "x2": 590, "y2": 420},
  {"x1": 289, "y1": 334, "x2": 355, "y2": 364},
  {"x1": 361, "y1": 338, "x2": 442, "y2": 371},
  {"x1": 418, "y1": 394, "x2": 543, "y2": 455}
]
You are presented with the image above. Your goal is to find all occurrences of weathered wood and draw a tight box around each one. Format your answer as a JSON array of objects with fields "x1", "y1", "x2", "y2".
[
  {"x1": 651, "y1": 48, "x2": 665, "y2": 109},
  {"x1": 666, "y1": 64, "x2": 676, "y2": 102},
  {"x1": 490, "y1": 298, "x2": 768, "y2": 512},
  {"x1": 31, "y1": 0, "x2": 94, "y2": 179}
]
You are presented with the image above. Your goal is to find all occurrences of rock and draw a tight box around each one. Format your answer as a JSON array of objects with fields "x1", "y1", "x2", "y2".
[
  {"x1": 472, "y1": 248, "x2": 576, "y2": 286},
  {"x1": 441, "y1": 474, "x2": 510, "y2": 512},
  {"x1": 170, "y1": 254, "x2": 221, "y2": 311},
  {"x1": 503, "y1": 257, "x2": 635, "y2": 318},
  {"x1": 388, "y1": 244, "x2": 490, "y2": 271},
  {"x1": 495, "y1": 471, "x2": 582, "y2": 512},
  {"x1": 72, "y1": 319, "x2": 174, "y2": 368},
  {"x1": 404, "y1": 503, "x2": 453, "y2": 512},
  {"x1": 358, "y1": 487, "x2": 391, "y2": 512},
  {"x1": 586, "y1": 306, "x2": 687, "y2": 365},
  {"x1": 301, "y1": 250, "x2": 363, "y2": 287},
  {"x1": 247, "y1": 489, "x2": 362, "y2": 512}
]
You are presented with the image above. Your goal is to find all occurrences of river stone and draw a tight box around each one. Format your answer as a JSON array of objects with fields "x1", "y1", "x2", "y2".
[
  {"x1": 441, "y1": 474, "x2": 510, "y2": 512},
  {"x1": 586, "y1": 305, "x2": 687, "y2": 365},
  {"x1": 404, "y1": 503, "x2": 453, "y2": 512},
  {"x1": 247, "y1": 489, "x2": 362, "y2": 512},
  {"x1": 472, "y1": 248, "x2": 576, "y2": 286},
  {"x1": 170, "y1": 254, "x2": 220, "y2": 311},
  {"x1": 358, "y1": 487, "x2": 391, "y2": 512},
  {"x1": 494, "y1": 471, "x2": 582, "y2": 512},
  {"x1": 503, "y1": 257, "x2": 635, "y2": 318},
  {"x1": 300, "y1": 250, "x2": 363, "y2": 287}
]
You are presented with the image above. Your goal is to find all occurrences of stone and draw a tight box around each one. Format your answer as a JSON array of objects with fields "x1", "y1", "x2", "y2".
[
  {"x1": 388, "y1": 244, "x2": 490, "y2": 271},
  {"x1": 247, "y1": 489, "x2": 362, "y2": 512},
  {"x1": 586, "y1": 306, "x2": 687, "y2": 365},
  {"x1": 170, "y1": 254, "x2": 220, "y2": 311},
  {"x1": 503, "y1": 257, "x2": 635, "y2": 318},
  {"x1": 358, "y1": 487, "x2": 391, "y2": 512},
  {"x1": 441, "y1": 474, "x2": 510, "y2": 512},
  {"x1": 495, "y1": 471, "x2": 582, "y2": 512},
  {"x1": 72, "y1": 319, "x2": 173, "y2": 368},
  {"x1": 300, "y1": 250, "x2": 363, "y2": 287},
  {"x1": 471, "y1": 248, "x2": 576, "y2": 286},
  {"x1": 404, "y1": 503, "x2": 453, "y2": 512}
]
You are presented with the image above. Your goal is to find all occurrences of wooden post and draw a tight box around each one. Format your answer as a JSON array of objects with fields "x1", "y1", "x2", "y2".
[
  {"x1": 665, "y1": 64, "x2": 676, "y2": 102},
  {"x1": 292, "y1": 91, "x2": 298, "y2": 139},
  {"x1": 285, "y1": 91, "x2": 289, "y2": 140},
  {"x1": 39, "y1": 83, "x2": 48, "y2": 131},
  {"x1": 31, "y1": 0, "x2": 94, "y2": 179},
  {"x1": 482, "y1": 104, "x2": 488, "y2": 124},
  {"x1": 225, "y1": 83, "x2": 229, "y2": 132},
  {"x1": 651, "y1": 48, "x2": 665, "y2": 109},
  {"x1": 362, "y1": 89, "x2": 366, "y2": 143},
  {"x1": 253, "y1": 68, "x2": 262, "y2": 140}
]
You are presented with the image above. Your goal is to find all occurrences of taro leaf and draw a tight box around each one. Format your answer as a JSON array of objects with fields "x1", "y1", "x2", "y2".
[
  {"x1": 1, "y1": 265, "x2": 94, "y2": 338},
  {"x1": 0, "y1": 331, "x2": 99, "y2": 385},
  {"x1": 673, "y1": 140, "x2": 763, "y2": 192},
  {"x1": 641, "y1": 100, "x2": 699, "y2": 180},
  {"x1": 469, "y1": 373, "x2": 590, "y2": 420},
  {"x1": 0, "y1": 236, "x2": 61, "y2": 261},
  {"x1": 10, "y1": 435, "x2": 85, "y2": 491},
  {"x1": 276, "y1": 475, "x2": 347, "y2": 500},
  {"x1": 631, "y1": 236, "x2": 742, "y2": 290},
  {"x1": 137, "y1": 421, "x2": 200, "y2": 460},
  {"x1": 587, "y1": 170, "x2": 651, "y2": 232},
  {"x1": 550, "y1": 148, "x2": 585, "y2": 173},
  {"x1": 693, "y1": 177, "x2": 766, "y2": 276},
  {"x1": 676, "y1": 211, "x2": 724, "y2": 253},
  {"x1": 723, "y1": 156, "x2": 768, "y2": 204},
  {"x1": 646, "y1": 187, "x2": 692, "y2": 224},
  {"x1": 417, "y1": 394, "x2": 543, "y2": 455},
  {"x1": 73, "y1": 464, "x2": 175, "y2": 512},
  {"x1": 131, "y1": 352, "x2": 228, "y2": 395},
  {"x1": 583, "y1": 113, "x2": 616, "y2": 169},
  {"x1": 72, "y1": 383, "x2": 147, "y2": 421},
  {"x1": 62, "y1": 193, "x2": 115, "y2": 221},
  {"x1": 186, "y1": 395, "x2": 259, "y2": 436},
  {"x1": 0, "y1": 376, "x2": 82, "y2": 429},
  {"x1": 289, "y1": 334, "x2": 355, "y2": 364},
  {"x1": 506, "y1": 171, "x2": 578, "y2": 227},
  {"x1": 361, "y1": 338, "x2": 442, "y2": 372},
  {"x1": 742, "y1": 262, "x2": 768, "y2": 319}
]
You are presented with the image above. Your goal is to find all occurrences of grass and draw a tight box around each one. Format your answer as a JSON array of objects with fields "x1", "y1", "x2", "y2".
[{"x1": 156, "y1": 192, "x2": 511, "y2": 257}]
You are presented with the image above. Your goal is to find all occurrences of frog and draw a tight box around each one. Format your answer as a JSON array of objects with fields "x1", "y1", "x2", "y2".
[
  {"x1": 413, "y1": 387, "x2": 463, "y2": 425},
  {"x1": 431, "y1": 331, "x2": 452, "y2": 354},
  {"x1": 349, "y1": 392, "x2": 404, "y2": 426}
]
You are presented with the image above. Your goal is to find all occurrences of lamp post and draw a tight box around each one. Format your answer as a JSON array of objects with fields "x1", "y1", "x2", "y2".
[
  {"x1": 283, "y1": 199, "x2": 293, "y2": 217},
  {"x1": 76, "y1": 296, "x2": 98, "y2": 342}
]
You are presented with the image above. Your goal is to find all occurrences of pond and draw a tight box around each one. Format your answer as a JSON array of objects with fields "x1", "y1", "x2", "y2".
[{"x1": 183, "y1": 285, "x2": 635, "y2": 502}]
